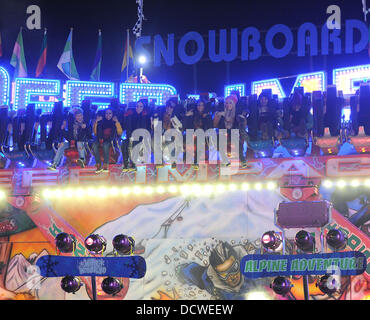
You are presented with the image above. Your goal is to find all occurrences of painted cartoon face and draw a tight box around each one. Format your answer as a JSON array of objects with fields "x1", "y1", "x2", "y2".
[
  {"x1": 225, "y1": 98, "x2": 235, "y2": 111},
  {"x1": 105, "y1": 109, "x2": 113, "y2": 120},
  {"x1": 215, "y1": 255, "x2": 241, "y2": 288},
  {"x1": 136, "y1": 102, "x2": 144, "y2": 114}
]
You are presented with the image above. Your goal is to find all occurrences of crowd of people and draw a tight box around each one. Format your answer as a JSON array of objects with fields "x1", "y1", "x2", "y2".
[
  {"x1": 5, "y1": 84, "x2": 364, "y2": 173},
  {"x1": 37, "y1": 89, "x2": 315, "y2": 173}
]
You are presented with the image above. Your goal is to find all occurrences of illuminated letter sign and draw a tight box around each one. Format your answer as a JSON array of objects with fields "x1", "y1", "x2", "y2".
[
  {"x1": 178, "y1": 31, "x2": 205, "y2": 65},
  {"x1": 224, "y1": 84, "x2": 246, "y2": 98},
  {"x1": 0, "y1": 67, "x2": 10, "y2": 106},
  {"x1": 13, "y1": 78, "x2": 60, "y2": 111},
  {"x1": 120, "y1": 83, "x2": 177, "y2": 105},
  {"x1": 65, "y1": 81, "x2": 115, "y2": 107},
  {"x1": 333, "y1": 64, "x2": 370, "y2": 94},
  {"x1": 291, "y1": 71, "x2": 326, "y2": 94},
  {"x1": 251, "y1": 79, "x2": 286, "y2": 98}
]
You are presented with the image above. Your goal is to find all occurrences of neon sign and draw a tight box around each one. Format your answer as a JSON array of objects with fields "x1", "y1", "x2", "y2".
[
  {"x1": 252, "y1": 78, "x2": 286, "y2": 98},
  {"x1": 224, "y1": 84, "x2": 246, "y2": 98},
  {"x1": 13, "y1": 78, "x2": 60, "y2": 112},
  {"x1": 0, "y1": 67, "x2": 10, "y2": 106},
  {"x1": 333, "y1": 64, "x2": 370, "y2": 94},
  {"x1": 65, "y1": 81, "x2": 115, "y2": 107},
  {"x1": 119, "y1": 83, "x2": 177, "y2": 105},
  {"x1": 0, "y1": 63, "x2": 368, "y2": 111}
]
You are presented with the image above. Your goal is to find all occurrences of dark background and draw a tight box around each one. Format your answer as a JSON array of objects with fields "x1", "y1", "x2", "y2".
[{"x1": 0, "y1": 0, "x2": 368, "y2": 97}]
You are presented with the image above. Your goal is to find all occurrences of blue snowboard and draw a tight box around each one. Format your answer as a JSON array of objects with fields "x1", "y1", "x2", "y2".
[{"x1": 36, "y1": 255, "x2": 146, "y2": 279}]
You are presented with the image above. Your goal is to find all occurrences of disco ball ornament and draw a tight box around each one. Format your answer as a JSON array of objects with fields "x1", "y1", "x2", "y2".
[
  {"x1": 326, "y1": 229, "x2": 347, "y2": 250},
  {"x1": 60, "y1": 276, "x2": 82, "y2": 293},
  {"x1": 84, "y1": 234, "x2": 106, "y2": 254},
  {"x1": 112, "y1": 234, "x2": 135, "y2": 255},
  {"x1": 316, "y1": 275, "x2": 338, "y2": 295},
  {"x1": 270, "y1": 276, "x2": 292, "y2": 296},
  {"x1": 295, "y1": 230, "x2": 315, "y2": 253},
  {"x1": 261, "y1": 231, "x2": 283, "y2": 252},
  {"x1": 55, "y1": 233, "x2": 76, "y2": 253},
  {"x1": 101, "y1": 277, "x2": 123, "y2": 295}
]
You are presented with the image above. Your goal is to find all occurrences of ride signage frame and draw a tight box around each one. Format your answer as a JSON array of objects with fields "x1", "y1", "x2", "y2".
[{"x1": 240, "y1": 251, "x2": 367, "y2": 278}]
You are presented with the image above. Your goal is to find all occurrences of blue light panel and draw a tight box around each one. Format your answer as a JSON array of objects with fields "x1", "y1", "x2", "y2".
[
  {"x1": 251, "y1": 79, "x2": 286, "y2": 98},
  {"x1": 65, "y1": 81, "x2": 115, "y2": 107},
  {"x1": 291, "y1": 71, "x2": 326, "y2": 94},
  {"x1": 187, "y1": 94, "x2": 200, "y2": 100},
  {"x1": 224, "y1": 84, "x2": 246, "y2": 98},
  {"x1": 333, "y1": 64, "x2": 370, "y2": 94},
  {"x1": 120, "y1": 83, "x2": 177, "y2": 105},
  {"x1": 0, "y1": 67, "x2": 10, "y2": 106},
  {"x1": 13, "y1": 78, "x2": 60, "y2": 112}
]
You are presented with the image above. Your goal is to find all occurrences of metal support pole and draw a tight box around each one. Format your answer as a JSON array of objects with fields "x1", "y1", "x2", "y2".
[
  {"x1": 303, "y1": 275, "x2": 310, "y2": 300},
  {"x1": 91, "y1": 276, "x2": 97, "y2": 300}
]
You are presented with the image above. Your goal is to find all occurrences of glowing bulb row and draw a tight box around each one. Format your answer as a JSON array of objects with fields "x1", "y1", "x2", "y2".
[
  {"x1": 322, "y1": 179, "x2": 370, "y2": 189},
  {"x1": 41, "y1": 181, "x2": 279, "y2": 199}
]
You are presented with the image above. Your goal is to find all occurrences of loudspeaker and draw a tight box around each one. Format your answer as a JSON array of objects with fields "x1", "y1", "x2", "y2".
[{"x1": 276, "y1": 200, "x2": 331, "y2": 229}]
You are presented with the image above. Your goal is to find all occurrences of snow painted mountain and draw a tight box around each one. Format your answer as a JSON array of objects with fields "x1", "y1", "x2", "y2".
[
  {"x1": 86, "y1": 190, "x2": 285, "y2": 300},
  {"x1": 93, "y1": 190, "x2": 285, "y2": 250}
]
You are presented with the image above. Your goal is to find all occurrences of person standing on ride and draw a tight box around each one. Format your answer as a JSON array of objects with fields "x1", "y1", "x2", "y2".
[{"x1": 92, "y1": 108, "x2": 123, "y2": 173}]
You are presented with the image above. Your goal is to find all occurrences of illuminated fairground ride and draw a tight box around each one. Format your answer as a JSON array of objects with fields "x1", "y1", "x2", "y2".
[{"x1": 0, "y1": 63, "x2": 369, "y2": 301}]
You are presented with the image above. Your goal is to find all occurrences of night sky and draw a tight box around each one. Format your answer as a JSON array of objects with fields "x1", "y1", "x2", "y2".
[{"x1": 0, "y1": 0, "x2": 368, "y2": 97}]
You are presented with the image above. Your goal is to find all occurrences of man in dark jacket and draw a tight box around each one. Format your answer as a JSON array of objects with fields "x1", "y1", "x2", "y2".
[{"x1": 48, "y1": 107, "x2": 91, "y2": 170}]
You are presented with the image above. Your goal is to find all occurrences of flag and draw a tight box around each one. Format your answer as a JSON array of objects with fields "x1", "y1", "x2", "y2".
[
  {"x1": 10, "y1": 28, "x2": 27, "y2": 78},
  {"x1": 120, "y1": 30, "x2": 134, "y2": 82},
  {"x1": 36, "y1": 28, "x2": 47, "y2": 77},
  {"x1": 0, "y1": 32, "x2": 3, "y2": 57},
  {"x1": 57, "y1": 29, "x2": 80, "y2": 80},
  {"x1": 90, "y1": 29, "x2": 102, "y2": 81}
]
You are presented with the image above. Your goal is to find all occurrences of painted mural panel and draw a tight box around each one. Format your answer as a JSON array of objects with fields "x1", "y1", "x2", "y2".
[{"x1": 0, "y1": 185, "x2": 367, "y2": 300}]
